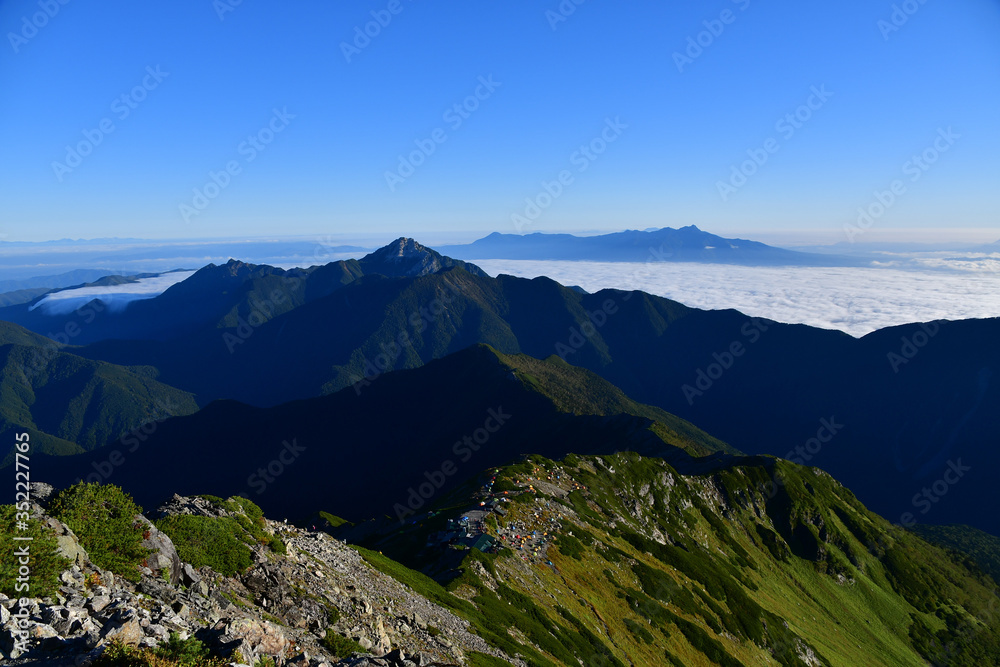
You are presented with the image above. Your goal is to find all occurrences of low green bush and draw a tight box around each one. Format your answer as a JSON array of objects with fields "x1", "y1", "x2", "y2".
[
  {"x1": 0, "y1": 505, "x2": 69, "y2": 598},
  {"x1": 320, "y1": 631, "x2": 364, "y2": 658},
  {"x1": 556, "y1": 533, "x2": 585, "y2": 560},
  {"x1": 267, "y1": 535, "x2": 286, "y2": 554},
  {"x1": 154, "y1": 632, "x2": 213, "y2": 665},
  {"x1": 93, "y1": 638, "x2": 228, "y2": 666},
  {"x1": 624, "y1": 617, "x2": 655, "y2": 643},
  {"x1": 49, "y1": 483, "x2": 150, "y2": 582},
  {"x1": 154, "y1": 515, "x2": 252, "y2": 576}
]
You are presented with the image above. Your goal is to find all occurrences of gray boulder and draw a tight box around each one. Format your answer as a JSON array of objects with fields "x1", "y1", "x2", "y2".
[{"x1": 135, "y1": 514, "x2": 183, "y2": 585}]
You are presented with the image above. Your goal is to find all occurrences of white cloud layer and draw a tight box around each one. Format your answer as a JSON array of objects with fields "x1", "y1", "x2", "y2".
[
  {"x1": 30, "y1": 271, "x2": 197, "y2": 315},
  {"x1": 473, "y1": 260, "x2": 1000, "y2": 338}
]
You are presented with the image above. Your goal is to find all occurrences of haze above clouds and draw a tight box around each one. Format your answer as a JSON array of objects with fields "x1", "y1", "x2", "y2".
[{"x1": 473, "y1": 260, "x2": 1000, "y2": 337}]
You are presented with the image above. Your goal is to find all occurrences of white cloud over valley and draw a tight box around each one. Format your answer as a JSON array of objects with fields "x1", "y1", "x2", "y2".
[{"x1": 473, "y1": 260, "x2": 1000, "y2": 337}]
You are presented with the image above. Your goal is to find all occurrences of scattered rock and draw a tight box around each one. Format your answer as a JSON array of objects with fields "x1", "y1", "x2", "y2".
[
  {"x1": 98, "y1": 614, "x2": 143, "y2": 647},
  {"x1": 5, "y1": 491, "x2": 520, "y2": 667}
]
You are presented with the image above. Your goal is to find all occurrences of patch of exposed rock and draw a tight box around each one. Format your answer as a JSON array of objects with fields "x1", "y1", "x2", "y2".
[{"x1": 2, "y1": 488, "x2": 517, "y2": 666}]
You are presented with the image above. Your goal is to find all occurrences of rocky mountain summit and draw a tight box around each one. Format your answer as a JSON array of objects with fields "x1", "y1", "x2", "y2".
[
  {"x1": 357, "y1": 239, "x2": 487, "y2": 278},
  {"x1": 1, "y1": 485, "x2": 514, "y2": 666}
]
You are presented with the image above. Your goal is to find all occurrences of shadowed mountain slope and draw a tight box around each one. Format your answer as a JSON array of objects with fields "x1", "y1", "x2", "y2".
[{"x1": 35, "y1": 345, "x2": 736, "y2": 522}]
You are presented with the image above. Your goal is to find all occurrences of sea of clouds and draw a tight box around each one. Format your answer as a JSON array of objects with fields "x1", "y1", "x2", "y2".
[
  {"x1": 472, "y1": 259, "x2": 1000, "y2": 338},
  {"x1": 15, "y1": 250, "x2": 1000, "y2": 338},
  {"x1": 29, "y1": 271, "x2": 197, "y2": 315}
]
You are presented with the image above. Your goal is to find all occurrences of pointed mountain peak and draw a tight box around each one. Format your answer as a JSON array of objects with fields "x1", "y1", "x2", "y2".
[
  {"x1": 371, "y1": 237, "x2": 429, "y2": 259},
  {"x1": 359, "y1": 238, "x2": 487, "y2": 278},
  {"x1": 221, "y1": 258, "x2": 256, "y2": 276}
]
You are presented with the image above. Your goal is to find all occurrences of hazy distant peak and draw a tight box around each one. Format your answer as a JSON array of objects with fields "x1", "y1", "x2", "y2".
[{"x1": 436, "y1": 227, "x2": 859, "y2": 267}]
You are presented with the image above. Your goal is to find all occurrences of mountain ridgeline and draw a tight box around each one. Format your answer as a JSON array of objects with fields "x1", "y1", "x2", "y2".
[
  {"x1": 0, "y1": 238, "x2": 483, "y2": 345},
  {"x1": 9, "y1": 238, "x2": 995, "y2": 536},
  {"x1": 34, "y1": 345, "x2": 736, "y2": 523}
]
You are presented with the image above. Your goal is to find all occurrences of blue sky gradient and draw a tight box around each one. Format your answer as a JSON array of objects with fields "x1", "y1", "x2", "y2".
[{"x1": 1, "y1": 0, "x2": 998, "y2": 243}]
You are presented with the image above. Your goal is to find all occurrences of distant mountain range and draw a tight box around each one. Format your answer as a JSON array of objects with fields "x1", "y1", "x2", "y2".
[
  {"x1": 0, "y1": 268, "x2": 131, "y2": 293},
  {"x1": 3, "y1": 238, "x2": 999, "y2": 539},
  {"x1": 436, "y1": 226, "x2": 865, "y2": 266},
  {"x1": 0, "y1": 238, "x2": 371, "y2": 282}
]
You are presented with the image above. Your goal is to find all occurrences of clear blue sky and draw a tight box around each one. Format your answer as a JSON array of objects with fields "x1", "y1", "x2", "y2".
[{"x1": 1, "y1": 0, "x2": 998, "y2": 243}]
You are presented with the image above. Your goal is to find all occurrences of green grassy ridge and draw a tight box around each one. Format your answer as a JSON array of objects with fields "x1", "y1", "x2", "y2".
[
  {"x1": 0, "y1": 339, "x2": 198, "y2": 463},
  {"x1": 430, "y1": 343, "x2": 736, "y2": 460},
  {"x1": 487, "y1": 348, "x2": 739, "y2": 457},
  {"x1": 356, "y1": 452, "x2": 1000, "y2": 666}
]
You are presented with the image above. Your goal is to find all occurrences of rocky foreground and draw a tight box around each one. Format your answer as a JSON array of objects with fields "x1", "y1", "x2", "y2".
[{"x1": 1, "y1": 486, "x2": 517, "y2": 666}]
